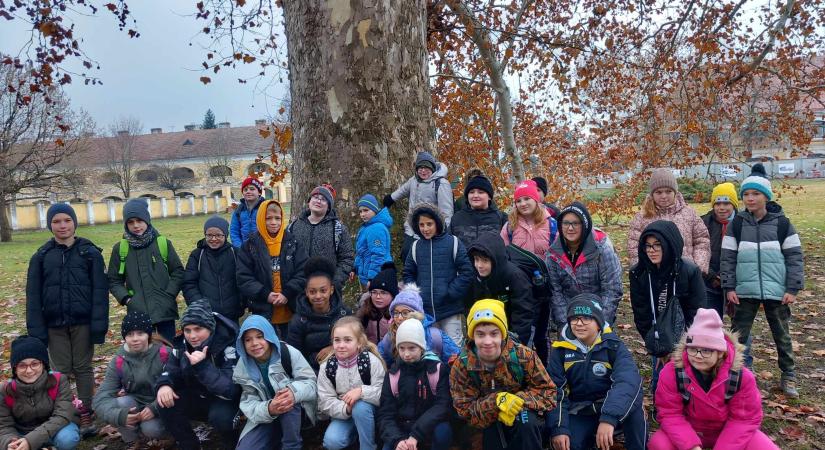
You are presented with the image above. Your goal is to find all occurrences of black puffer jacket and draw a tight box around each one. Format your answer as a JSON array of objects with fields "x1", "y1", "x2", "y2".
[
  {"x1": 287, "y1": 208, "x2": 354, "y2": 291},
  {"x1": 236, "y1": 231, "x2": 307, "y2": 319},
  {"x1": 467, "y1": 233, "x2": 536, "y2": 342},
  {"x1": 182, "y1": 239, "x2": 245, "y2": 322},
  {"x1": 377, "y1": 358, "x2": 452, "y2": 449},
  {"x1": 286, "y1": 290, "x2": 351, "y2": 371},
  {"x1": 629, "y1": 220, "x2": 706, "y2": 347},
  {"x1": 450, "y1": 202, "x2": 507, "y2": 249},
  {"x1": 26, "y1": 237, "x2": 109, "y2": 344}
]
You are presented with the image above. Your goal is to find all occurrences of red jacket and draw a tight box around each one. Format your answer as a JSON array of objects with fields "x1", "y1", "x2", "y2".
[{"x1": 655, "y1": 332, "x2": 767, "y2": 450}]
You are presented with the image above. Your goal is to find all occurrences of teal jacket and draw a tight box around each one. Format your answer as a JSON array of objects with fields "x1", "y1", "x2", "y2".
[{"x1": 721, "y1": 202, "x2": 804, "y2": 300}]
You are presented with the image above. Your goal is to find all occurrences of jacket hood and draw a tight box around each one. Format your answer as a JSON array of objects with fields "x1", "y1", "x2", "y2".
[
  {"x1": 409, "y1": 202, "x2": 446, "y2": 236},
  {"x1": 555, "y1": 322, "x2": 617, "y2": 354},
  {"x1": 557, "y1": 201, "x2": 594, "y2": 256},
  {"x1": 414, "y1": 152, "x2": 449, "y2": 183},
  {"x1": 638, "y1": 220, "x2": 684, "y2": 271},
  {"x1": 236, "y1": 315, "x2": 281, "y2": 384},
  {"x1": 671, "y1": 329, "x2": 745, "y2": 373},
  {"x1": 256, "y1": 199, "x2": 286, "y2": 244},
  {"x1": 365, "y1": 207, "x2": 394, "y2": 228},
  {"x1": 742, "y1": 201, "x2": 785, "y2": 224},
  {"x1": 237, "y1": 196, "x2": 264, "y2": 213},
  {"x1": 467, "y1": 232, "x2": 511, "y2": 286}
]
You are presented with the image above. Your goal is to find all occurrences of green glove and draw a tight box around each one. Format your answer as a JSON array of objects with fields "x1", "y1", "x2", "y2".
[{"x1": 495, "y1": 392, "x2": 525, "y2": 416}]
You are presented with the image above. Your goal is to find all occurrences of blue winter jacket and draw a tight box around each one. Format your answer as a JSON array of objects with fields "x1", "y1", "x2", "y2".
[
  {"x1": 377, "y1": 313, "x2": 460, "y2": 366},
  {"x1": 355, "y1": 207, "x2": 393, "y2": 285},
  {"x1": 230, "y1": 197, "x2": 264, "y2": 248},
  {"x1": 402, "y1": 204, "x2": 473, "y2": 322},
  {"x1": 546, "y1": 322, "x2": 644, "y2": 436}
]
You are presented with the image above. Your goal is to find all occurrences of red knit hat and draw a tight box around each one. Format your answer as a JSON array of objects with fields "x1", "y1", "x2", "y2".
[
  {"x1": 513, "y1": 179, "x2": 541, "y2": 203},
  {"x1": 685, "y1": 308, "x2": 727, "y2": 352},
  {"x1": 241, "y1": 177, "x2": 264, "y2": 193}
]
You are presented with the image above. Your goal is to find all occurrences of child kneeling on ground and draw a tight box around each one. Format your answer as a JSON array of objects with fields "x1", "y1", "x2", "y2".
[
  {"x1": 546, "y1": 294, "x2": 647, "y2": 450},
  {"x1": 93, "y1": 311, "x2": 173, "y2": 449},
  {"x1": 649, "y1": 308, "x2": 778, "y2": 450},
  {"x1": 0, "y1": 336, "x2": 80, "y2": 450},
  {"x1": 450, "y1": 300, "x2": 555, "y2": 450},
  {"x1": 318, "y1": 316, "x2": 386, "y2": 450},
  {"x1": 234, "y1": 315, "x2": 317, "y2": 449}
]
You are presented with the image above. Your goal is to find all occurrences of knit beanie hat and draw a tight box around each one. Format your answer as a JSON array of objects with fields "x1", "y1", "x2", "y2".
[
  {"x1": 395, "y1": 318, "x2": 427, "y2": 351},
  {"x1": 566, "y1": 294, "x2": 605, "y2": 329},
  {"x1": 464, "y1": 175, "x2": 494, "y2": 199},
  {"x1": 203, "y1": 215, "x2": 229, "y2": 236},
  {"x1": 46, "y1": 203, "x2": 78, "y2": 231},
  {"x1": 532, "y1": 176, "x2": 549, "y2": 197},
  {"x1": 180, "y1": 299, "x2": 216, "y2": 332},
  {"x1": 121, "y1": 310, "x2": 154, "y2": 338},
  {"x1": 649, "y1": 168, "x2": 678, "y2": 193},
  {"x1": 467, "y1": 299, "x2": 508, "y2": 337},
  {"x1": 370, "y1": 262, "x2": 399, "y2": 297},
  {"x1": 685, "y1": 308, "x2": 727, "y2": 352},
  {"x1": 241, "y1": 176, "x2": 264, "y2": 193},
  {"x1": 309, "y1": 183, "x2": 336, "y2": 209},
  {"x1": 513, "y1": 179, "x2": 541, "y2": 204},
  {"x1": 739, "y1": 163, "x2": 773, "y2": 201},
  {"x1": 357, "y1": 194, "x2": 381, "y2": 214},
  {"x1": 10, "y1": 336, "x2": 49, "y2": 369},
  {"x1": 390, "y1": 283, "x2": 424, "y2": 314},
  {"x1": 122, "y1": 198, "x2": 151, "y2": 228},
  {"x1": 710, "y1": 182, "x2": 739, "y2": 210}
]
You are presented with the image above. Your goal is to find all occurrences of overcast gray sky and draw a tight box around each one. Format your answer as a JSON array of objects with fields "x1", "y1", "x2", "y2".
[{"x1": 0, "y1": 1, "x2": 288, "y2": 133}]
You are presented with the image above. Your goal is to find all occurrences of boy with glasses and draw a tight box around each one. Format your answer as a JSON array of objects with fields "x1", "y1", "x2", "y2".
[{"x1": 183, "y1": 216, "x2": 246, "y2": 323}]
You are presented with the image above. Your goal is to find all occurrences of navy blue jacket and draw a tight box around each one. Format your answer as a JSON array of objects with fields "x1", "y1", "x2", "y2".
[
  {"x1": 402, "y1": 204, "x2": 473, "y2": 322},
  {"x1": 546, "y1": 325, "x2": 644, "y2": 435},
  {"x1": 155, "y1": 312, "x2": 240, "y2": 401},
  {"x1": 26, "y1": 237, "x2": 109, "y2": 345},
  {"x1": 182, "y1": 239, "x2": 245, "y2": 322}
]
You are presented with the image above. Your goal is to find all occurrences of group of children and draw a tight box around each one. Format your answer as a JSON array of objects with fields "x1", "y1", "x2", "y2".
[{"x1": 4, "y1": 154, "x2": 802, "y2": 450}]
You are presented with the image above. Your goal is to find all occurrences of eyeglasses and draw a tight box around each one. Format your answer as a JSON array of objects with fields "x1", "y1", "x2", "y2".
[
  {"x1": 370, "y1": 290, "x2": 390, "y2": 297},
  {"x1": 686, "y1": 347, "x2": 716, "y2": 357},
  {"x1": 205, "y1": 233, "x2": 226, "y2": 240},
  {"x1": 644, "y1": 243, "x2": 662, "y2": 252},
  {"x1": 561, "y1": 221, "x2": 582, "y2": 229},
  {"x1": 570, "y1": 316, "x2": 594, "y2": 325},
  {"x1": 392, "y1": 309, "x2": 414, "y2": 319},
  {"x1": 16, "y1": 360, "x2": 43, "y2": 372}
]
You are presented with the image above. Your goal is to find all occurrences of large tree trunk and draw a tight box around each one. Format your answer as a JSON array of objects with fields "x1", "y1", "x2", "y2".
[
  {"x1": 282, "y1": 0, "x2": 433, "y2": 229},
  {"x1": 0, "y1": 194, "x2": 11, "y2": 242}
]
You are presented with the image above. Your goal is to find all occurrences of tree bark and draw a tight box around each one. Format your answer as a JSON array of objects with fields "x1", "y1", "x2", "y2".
[
  {"x1": 0, "y1": 194, "x2": 11, "y2": 242},
  {"x1": 282, "y1": 0, "x2": 433, "y2": 229}
]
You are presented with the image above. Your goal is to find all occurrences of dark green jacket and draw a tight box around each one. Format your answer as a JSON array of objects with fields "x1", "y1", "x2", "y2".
[
  {"x1": 0, "y1": 372, "x2": 79, "y2": 449},
  {"x1": 107, "y1": 237, "x2": 185, "y2": 324},
  {"x1": 93, "y1": 343, "x2": 169, "y2": 426}
]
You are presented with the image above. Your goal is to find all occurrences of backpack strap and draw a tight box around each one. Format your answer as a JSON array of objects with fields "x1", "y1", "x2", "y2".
[
  {"x1": 115, "y1": 355, "x2": 126, "y2": 387},
  {"x1": 549, "y1": 217, "x2": 558, "y2": 245},
  {"x1": 279, "y1": 341, "x2": 293, "y2": 378},
  {"x1": 725, "y1": 369, "x2": 742, "y2": 403},
  {"x1": 156, "y1": 235, "x2": 169, "y2": 266},
  {"x1": 333, "y1": 220, "x2": 343, "y2": 252},
  {"x1": 507, "y1": 345, "x2": 524, "y2": 387},
  {"x1": 3, "y1": 380, "x2": 16, "y2": 409},
  {"x1": 429, "y1": 328, "x2": 443, "y2": 356},
  {"x1": 357, "y1": 351, "x2": 372, "y2": 385},
  {"x1": 196, "y1": 248, "x2": 205, "y2": 272},
  {"x1": 777, "y1": 216, "x2": 790, "y2": 245},
  {"x1": 452, "y1": 235, "x2": 458, "y2": 261},
  {"x1": 47, "y1": 372, "x2": 61, "y2": 402},
  {"x1": 118, "y1": 236, "x2": 169, "y2": 275},
  {"x1": 159, "y1": 346, "x2": 170, "y2": 365},
  {"x1": 411, "y1": 240, "x2": 418, "y2": 264},
  {"x1": 389, "y1": 370, "x2": 401, "y2": 397},
  {"x1": 434, "y1": 178, "x2": 440, "y2": 205},
  {"x1": 675, "y1": 366, "x2": 692, "y2": 405},
  {"x1": 732, "y1": 215, "x2": 744, "y2": 242},
  {"x1": 427, "y1": 362, "x2": 441, "y2": 394},
  {"x1": 118, "y1": 239, "x2": 129, "y2": 275},
  {"x1": 325, "y1": 356, "x2": 339, "y2": 388}
]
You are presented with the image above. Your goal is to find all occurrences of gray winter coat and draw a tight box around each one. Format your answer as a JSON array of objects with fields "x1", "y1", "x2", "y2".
[{"x1": 390, "y1": 152, "x2": 454, "y2": 237}]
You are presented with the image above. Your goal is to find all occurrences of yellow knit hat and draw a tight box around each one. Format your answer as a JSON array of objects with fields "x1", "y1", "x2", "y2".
[
  {"x1": 710, "y1": 182, "x2": 739, "y2": 210},
  {"x1": 467, "y1": 299, "x2": 508, "y2": 337}
]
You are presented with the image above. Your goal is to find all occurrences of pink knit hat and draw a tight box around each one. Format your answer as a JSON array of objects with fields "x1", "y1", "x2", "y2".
[
  {"x1": 685, "y1": 308, "x2": 727, "y2": 352},
  {"x1": 513, "y1": 180, "x2": 541, "y2": 204}
]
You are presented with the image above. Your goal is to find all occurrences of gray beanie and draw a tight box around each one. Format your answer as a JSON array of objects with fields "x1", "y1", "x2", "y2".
[
  {"x1": 122, "y1": 198, "x2": 152, "y2": 229},
  {"x1": 46, "y1": 203, "x2": 77, "y2": 231},
  {"x1": 180, "y1": 299, "x2": 216, "y2": 332},
  {"x1": 203, "y1": 215, "x2": 229, "y2": 236}
]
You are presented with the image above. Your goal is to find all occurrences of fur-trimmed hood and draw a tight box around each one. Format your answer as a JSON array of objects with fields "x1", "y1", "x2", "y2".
[
  {"x1": 408, "y1": 202, "x2": 447, "y2": 237},
  {"x1": 671, "y1": 329, "x2": 745, "y2": 373}
]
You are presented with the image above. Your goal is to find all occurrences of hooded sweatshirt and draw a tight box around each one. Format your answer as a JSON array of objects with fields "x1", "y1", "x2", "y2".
[
  {"x1": 232, "y1": 315, "x2": 317, "y2": 441},
  {"x1": 390, "y1": 152, "x2": 455, "y2": 237}
]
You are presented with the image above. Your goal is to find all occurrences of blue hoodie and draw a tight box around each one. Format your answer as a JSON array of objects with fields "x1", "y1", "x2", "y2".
[{"x1": 354, "y1": 207, "x2": 394, "y2": 285}]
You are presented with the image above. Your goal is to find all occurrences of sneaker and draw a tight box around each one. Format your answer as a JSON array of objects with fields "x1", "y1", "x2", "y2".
[
  {"x1": 781, "y1": 377, "x2": 799, "y2": 398},
  {"x1": 78, "y1": 405, "x2": 99, "y2": 438}
]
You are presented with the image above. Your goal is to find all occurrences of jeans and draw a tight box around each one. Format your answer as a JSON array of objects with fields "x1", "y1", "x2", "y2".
[
  {"x1": 115, "y1": 396, "x2": 167, "y2": 443},
  {"x1": 705, "y1": 287, "x2": 725, "y2": 319},
  {"x1": 731, "y1": 298, "x2": 795, "y2": 377},
  {"x1": 323, "y1": 400, "x2": 376, "y2": 450},
  {"x1": 481, "y1": 410, "x2": 542, "y2": 450},
  {"x1": 651, "y1": 355, "x2": 666, "y2": 400},
  {"x1": 49, "y1": 422, "x2": 81, "y2": 450},
  {"x1": 154, "y1": 320, "x2": 177, "y2": 343},
  {"x1": 157, "y1": 389, "x2": 239, "y2": 450},
  {"x1": 558, "y1": 406, "x2": 647, "y2": 450},
  {"x1": 381, "y1": 421, "x2": 452, "y2": 450},
  {"x1": 433, "y1": 314, "x2": 464, "y2": 348},
  {"x1": 236, "y1": 405, "x2": 302, "y2": 450},
  {"x1": 48, "y1": 325, "x2": 94, "y2": 409}
]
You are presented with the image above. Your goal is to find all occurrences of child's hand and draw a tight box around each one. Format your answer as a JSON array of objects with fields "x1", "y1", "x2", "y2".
[
  {"x1": 596, "y1": 422, "x2": 614, "y2": 450},
  {"x1": 551, "y1": 435, "x2": 570, "y2": 450},
  {"x1": 404, "y1": 436, "x2": 418, "y2": 450},
  {"x1": 137, "y1": 407, "x2": 155, "y2": 422},
  {"x1": 270, "y1": 388, "x2": 295, "y2": 414},
  {"x1": 9, "y1": 439, "x2": 29, "y2": 450},
  {"x1": 782, "y1": 292, "x2": 797, "y2": 305},
  {"x1": 727, "y1": 290, "x2": 739, "y2": 305},
  {"x1": 395, "y1": 441, "x2": 409, "y2": 450},
  {"x1": 341, "y1": 387, "x2": 362, "y2": 407},
  {"x1": 185, "y1": 346, "x2": 209, "y2": 365},
  {"x1": 157, "y1": 385, "x2": 179, "y2": 408},
  {"x1": 125, "y1": 407, "x2": 142, "y2": 427}
]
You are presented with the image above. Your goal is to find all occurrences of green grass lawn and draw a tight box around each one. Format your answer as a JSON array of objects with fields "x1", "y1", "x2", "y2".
[{"x1": 0, "y1": 182, "x2": 823, "y2": 449}]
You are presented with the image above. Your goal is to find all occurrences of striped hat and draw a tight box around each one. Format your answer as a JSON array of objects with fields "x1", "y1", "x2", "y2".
[
  {"x1": 740, "y1": 163, "x2": 773, "y2": 201},
  {"x1": 180, "y1": 299, "x2": 216, "y2": 332},
  {"x1": 357, "y1": 194, "x2": 381, "y2": 213}
]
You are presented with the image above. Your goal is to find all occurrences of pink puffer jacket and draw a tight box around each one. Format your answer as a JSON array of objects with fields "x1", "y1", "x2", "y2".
[
  {"x1": 500, "y1": 207, "x2": 554, "y2": 258},
  {"x1": 626, "y1": 192, "x2": 710, "y2": 272}
]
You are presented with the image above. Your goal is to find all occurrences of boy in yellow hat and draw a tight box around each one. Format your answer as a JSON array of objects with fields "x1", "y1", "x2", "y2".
[
  {"x1": 700, "y1": 182, "x2": 739, "y2": 317},
  {"x1": 449, "y1": 299, "x2": 555, "y2": 449}
]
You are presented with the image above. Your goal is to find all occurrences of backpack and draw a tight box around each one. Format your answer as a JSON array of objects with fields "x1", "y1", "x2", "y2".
[
  {"x1": 643, "y1": 277, "x2": 685, "y2": 357},
  {"x1": 4, "y1": 372, "x2": 62, "y2": 409},
  {"x1": 675, "y1": 365, "x2": 742, "y2": 404},
  {"x1": 389, "y1": 362, "x2": 441, "y2": 397},
  {"x1": 731, "y1": 214, "x2": 790, "y2": 245},
  {"x1": 278, "y1": 341, "x2": 293, "y2": 377},
  {"x1": 115, "y1": 346, "x2": 170, "y2": 390},
  {"x1": 410, "y1": 235, "x2": 458, "y2": 264},
  {"x1": 433, "y1": 178, "x2": 455, "y2": 209},
  {"x1": 458, "y1": 339, "x2": 524, "y2": 388},
  {"x1": 118, "y1": 236, "x2": 168, "y2": 275},
  {"x1": 506, "y1": 243, "x2": 551, "y2": 300},
  {"x1": 325, "y1": 351, "x2": 372, "y2": 388},
  {"x1": 428, "y1": 328, "x2": 443, "y2": 356}
]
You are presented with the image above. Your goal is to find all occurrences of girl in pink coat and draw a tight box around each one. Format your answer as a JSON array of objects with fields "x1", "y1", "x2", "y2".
[
  {"x1": 650, "y1": 308, "x2": 778, "y2": 450},
  {"x1": 500, "y1": 179, "x2": 558, "y2": 257}
]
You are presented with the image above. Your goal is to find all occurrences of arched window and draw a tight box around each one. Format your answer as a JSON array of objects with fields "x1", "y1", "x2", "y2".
[
  {"x1": 172, "y1": 167, "x2": 195, "y2": 179},
  {"x1": 176, "y1": 192, "x2": 195, "y2": 198},
  {"x1": 139, "y1": 194, "x2": 158, "y2": 199},
  {"x1": 210, "y1": 190, "x2": 224, "y2": 197},
  {"x1": 210, "y1": 165, "x2": 232, "y2": 177},
  {"x1": 100, "y1": 172, "x2": 120, "y2": 183},
  {"x1": 136, "y1": 170, "x2": 158, "y2": 182},
  {"x1": 247, "y1": 162, "x2": 270, "y2": 176},
  {"x1": 102, "y1": 196, "x2": 123, "y2": 202}
]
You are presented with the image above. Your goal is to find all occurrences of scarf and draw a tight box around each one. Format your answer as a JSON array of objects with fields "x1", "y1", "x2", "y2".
[
  {"x1": 256, "y1": 200, "x2": 291, "y2": 324},
  {"x1": 718, "y1": 210, "x2": 734, "y2": 240},
  {"x1": 337, "y1": 353, "x2": 359, "y2": 369},
  {"x1": 123, "y1": 226, "x2": 157, "y2": 249}
]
